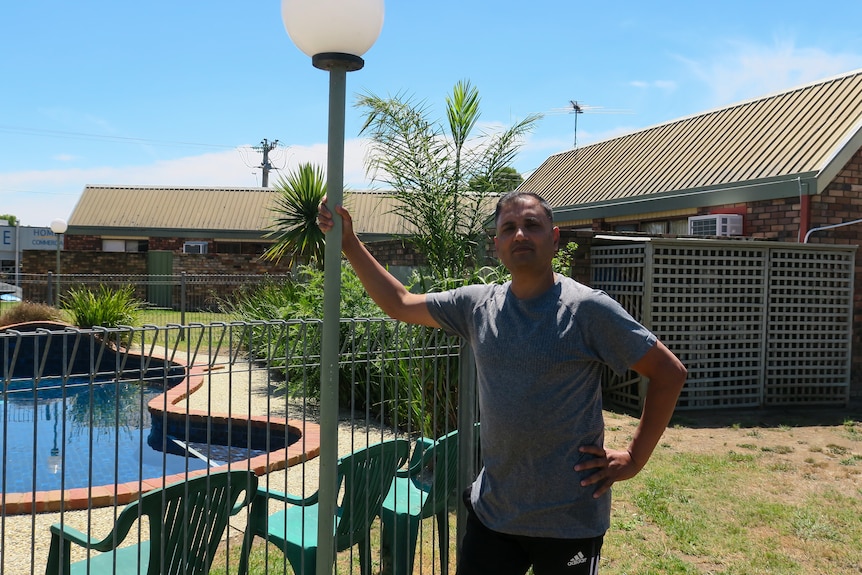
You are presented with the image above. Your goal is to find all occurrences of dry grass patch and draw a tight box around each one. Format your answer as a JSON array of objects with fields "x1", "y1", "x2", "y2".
[
  {"x1": 603, "y1": 404, "x2": 862, "y2": 574},
  {"x1": 213, "y1": 404, "x2": 862, "y2": 574}
]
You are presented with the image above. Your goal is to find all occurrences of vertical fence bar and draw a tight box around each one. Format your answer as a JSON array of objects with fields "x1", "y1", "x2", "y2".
[
  {"x1": 46, "y1": 271, "x2": 53, "y2": 308},
  {"x1": 180, "y1": 272, "x2": 187, "y2": 327},
  {"x1": 456, "y1": 343, "x2": 477, "y2": 553}
]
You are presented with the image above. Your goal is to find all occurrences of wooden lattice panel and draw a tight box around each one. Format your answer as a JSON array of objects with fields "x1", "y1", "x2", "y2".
[
  {"x1": 591, "y1": 244, "x2": 646, "y2": 323},
  {"x1": 592, "y1": 244, "x2": 646, "y2": 411},
  {"x1": 590, "y1": 239, "x2": 854, "y2": 411},
  {"x1": 765, "y1": 249, "x2": 853, "y2": 405},
  {"x1": 649, "y1": 244, "x2": 767, "y2": 409}
]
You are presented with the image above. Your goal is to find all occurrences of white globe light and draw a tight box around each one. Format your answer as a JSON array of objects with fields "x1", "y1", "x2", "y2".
[
  {"x1": 282, "y1": 0, "x2": 384, "y2": 58},
  {"x1": 50, "y1": 218, "x2": 67, "y2": 234}
]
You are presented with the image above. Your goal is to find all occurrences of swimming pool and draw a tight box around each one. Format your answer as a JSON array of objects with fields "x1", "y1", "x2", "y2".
[{"x1": 0, "y1": 375, "x2": 283, "y2": 493}]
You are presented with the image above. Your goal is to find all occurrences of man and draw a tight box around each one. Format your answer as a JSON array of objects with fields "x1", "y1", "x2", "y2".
[{"x1": 318, "y1": 190, "x2": 686, "y2": 575}]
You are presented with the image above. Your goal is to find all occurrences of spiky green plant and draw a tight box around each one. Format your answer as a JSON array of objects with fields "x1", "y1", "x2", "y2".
[
  {"x1": 263, "y1": 163, "x2": 329, "y2": 268},
  {"x1": 63, "y1": 284, "x2": 143, "y2": 329}
]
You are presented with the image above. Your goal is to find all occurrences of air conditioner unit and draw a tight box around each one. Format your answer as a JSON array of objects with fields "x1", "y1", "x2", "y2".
[
  {"x1": 183, "y1": 241, "x2": 208, "y2": 254},
  {"x1": 688, "y1": 214, "x2": 743, "y2": 237}
]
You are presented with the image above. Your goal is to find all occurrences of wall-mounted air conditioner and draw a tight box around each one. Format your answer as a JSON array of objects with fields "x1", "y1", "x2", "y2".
[
  {"x1": 183, "y1": 241, "x2": 208, "y2": 254},
  {"x1": 687, "y1": 214, "x2": 743, "y2": 237}
]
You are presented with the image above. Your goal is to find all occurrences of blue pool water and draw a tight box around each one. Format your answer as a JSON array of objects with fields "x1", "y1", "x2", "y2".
[{"x1": 0, "y1": 376, "x2": 276, "y2": 493}]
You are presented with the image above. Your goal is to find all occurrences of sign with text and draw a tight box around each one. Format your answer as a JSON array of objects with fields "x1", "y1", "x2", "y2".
[{"x1": 0, "y1": 226, "x2": 62, "y2": 260}]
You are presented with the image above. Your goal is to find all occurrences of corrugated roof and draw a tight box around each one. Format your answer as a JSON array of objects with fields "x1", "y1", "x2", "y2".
[
  {"x1": 344, "y1": 192, "x2": 417, "y2": 235},
  {"x1": 69, "y1": 186, "x2": 277, "y2": 231},
  {"x1": 520, "y1": 69, "x2": 862, "y2": 216},
  {"x1": 67, "y1": 186, "x2": 416, "y2": 238}
]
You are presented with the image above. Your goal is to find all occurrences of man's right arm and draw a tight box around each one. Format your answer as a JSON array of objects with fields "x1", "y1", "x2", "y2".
[{"x1": 318, "y1": 197, "x2": 440, "y2": 328}]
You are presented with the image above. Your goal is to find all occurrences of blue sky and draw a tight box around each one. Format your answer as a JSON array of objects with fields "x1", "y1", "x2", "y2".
[{"x1": 3, "y1": 1, "x2": 862, "y2": 227}]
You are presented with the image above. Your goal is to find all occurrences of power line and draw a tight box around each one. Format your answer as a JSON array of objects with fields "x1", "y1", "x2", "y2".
[
  {"x1": 0, "y1": 187, "x2": 77, "y2": 196},
  {"x1": 0, "y1": 125, "x2": 240, "y2": 150}
]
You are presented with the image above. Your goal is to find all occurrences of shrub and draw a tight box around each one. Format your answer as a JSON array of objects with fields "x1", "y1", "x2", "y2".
[
  {"x1": 225, "y1": 264, "x2": 461, "y2": 436},
  {"x1": 0, "y1": 301, "x2": 63, "y2": 327},
  {"x1": 63, "y1": 285, "x2": 144, "y2": 328},
  {"x1": 225, "y1": 263, "x2": 385, "y2": 391}
]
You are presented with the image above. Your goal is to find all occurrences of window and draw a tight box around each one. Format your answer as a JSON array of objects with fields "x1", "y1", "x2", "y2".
[
  {"x1": 183, "y1": 241, "x2": 208, "y2": 254},
  {"x1": 669, "y1": 220, "x2": 689, "y2": 235},
  {"x1": 641, "y1": 221, "x2": 666, "y2": 235},
  {"x1": 102, "y1": 239, "x2": 148, "y2": 252},
  {"x1": 102, "y1": 239, "x2": 125, "y2": 252},
  {"x1": 213, "y1": 241, "x2": 270, "y2": 255}
]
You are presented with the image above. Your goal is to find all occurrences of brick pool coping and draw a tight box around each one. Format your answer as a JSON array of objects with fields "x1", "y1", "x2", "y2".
[{"x1": 1, "y1": 353, "x2": 321, "y2": 515}]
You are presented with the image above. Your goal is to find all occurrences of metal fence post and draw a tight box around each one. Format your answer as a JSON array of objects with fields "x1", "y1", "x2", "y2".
[
  {"x1": 180, "y1": 272, "x2": 187, "y2": 326},
  {"x1": 456, "y1": 343, "x2": 478, "y2": 553},
  {"x1": 47, "y1": 271, "x2": 53, "y2": 307},
  {"x1": 179, "y1": 272, "x2": 188, "y2": 340}
]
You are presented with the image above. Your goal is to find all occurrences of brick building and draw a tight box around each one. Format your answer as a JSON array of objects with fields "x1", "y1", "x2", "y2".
[
  {"x1": 28, "y1": 70, "x2": 862, "y2": 402},
  {"x1": 520, "y1": 69, "x2": 862, "y2": 398},
  {"x1": 38, "y1": 188, "x2": 423, "y2": 278}
]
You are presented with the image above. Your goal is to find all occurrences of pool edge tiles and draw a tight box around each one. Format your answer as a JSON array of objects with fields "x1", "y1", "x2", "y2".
[{"x1": 0, "y1": 355, "x2": 321, "y2": 515}]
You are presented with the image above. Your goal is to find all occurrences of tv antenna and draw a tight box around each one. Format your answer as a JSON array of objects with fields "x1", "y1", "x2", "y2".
[{"x1": 547, "y1": 100, "x2": 633, "y2": 149}]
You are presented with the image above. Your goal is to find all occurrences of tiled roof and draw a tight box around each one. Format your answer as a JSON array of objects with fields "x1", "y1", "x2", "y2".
[{"x1": 519, "y1": 69, "x2": 862, "y2": 222}]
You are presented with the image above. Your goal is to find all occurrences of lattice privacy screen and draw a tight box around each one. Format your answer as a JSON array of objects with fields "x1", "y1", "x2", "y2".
[{"x1": 591, "y1": 239, "x2": 855, "y2": 410}]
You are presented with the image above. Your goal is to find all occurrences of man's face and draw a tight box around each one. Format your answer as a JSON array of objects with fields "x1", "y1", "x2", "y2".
[{"x1": 494, "y1": 196, "x2": 560, "y2": 275}]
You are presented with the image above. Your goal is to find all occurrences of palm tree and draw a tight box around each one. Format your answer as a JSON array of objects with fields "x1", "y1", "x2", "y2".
[
  {"x1": 263, "y1": 163, "x2": 327, "y2": 268},
  {"x1": 357, "y1": 80, "x2": 540, "y2": 286}
]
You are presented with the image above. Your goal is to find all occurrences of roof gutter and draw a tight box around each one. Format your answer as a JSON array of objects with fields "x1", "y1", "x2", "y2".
[
  {"x1": 68, "y1": 226, "x2": 272, "y2": 241},
  {"x1": 552, "y1": 173, "x2": 818, "y2": 223}
]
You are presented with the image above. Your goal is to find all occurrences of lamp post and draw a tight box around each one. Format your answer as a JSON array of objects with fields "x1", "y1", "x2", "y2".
[
  {"x1": 280, "y1": 2, "x2": 384, "y2": 573},
  {"x1": 50, "y1": 218, "x2": 67, "y2": 307}
]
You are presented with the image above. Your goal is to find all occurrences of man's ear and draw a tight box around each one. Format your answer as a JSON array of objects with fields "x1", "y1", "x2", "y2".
[{"x1": 553, "y1": 226, "x2": 560, "y2": 249}]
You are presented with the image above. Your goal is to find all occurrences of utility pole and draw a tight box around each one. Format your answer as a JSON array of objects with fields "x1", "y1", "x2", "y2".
[{"x1": 254, "y1": 139, "x2": 279, "y2": 187}]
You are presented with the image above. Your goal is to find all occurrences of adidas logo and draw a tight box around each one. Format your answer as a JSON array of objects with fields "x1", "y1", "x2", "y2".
[{"x1": 567, "y1": 551, "x2": 587, "y2": 567}]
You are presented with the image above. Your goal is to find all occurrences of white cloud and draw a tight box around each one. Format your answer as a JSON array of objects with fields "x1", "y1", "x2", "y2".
[
  {"x1": 0, "y1": 139, "x2": 375, "y2": 227},
  {"x1": 679, "y1": 38, "x2": 862, "y2": 106},
  {"x1": 629, "y1": 79, "x2": 677, "y2": 91}
]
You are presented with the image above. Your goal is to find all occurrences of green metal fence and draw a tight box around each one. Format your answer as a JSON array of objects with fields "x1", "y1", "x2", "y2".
[
  {"x1": 14, "y1": 273, "x2": 294, "y2": 325},
  {"x1": 1, "y1": 320, "x2": 479, "y2": 575}
]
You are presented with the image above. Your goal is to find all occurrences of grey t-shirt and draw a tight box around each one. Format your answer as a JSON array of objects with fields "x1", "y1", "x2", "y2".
[{"x1": 426, "y1": 275, "x2": 656, "y2": 538}]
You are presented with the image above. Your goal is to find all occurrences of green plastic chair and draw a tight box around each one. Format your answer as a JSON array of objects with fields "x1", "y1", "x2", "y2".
[
  {"x1": 239, "y1": 438, "x2": 411, "y2": 575},
  {"x1": 380, "y1": 426, "x2": 479, "y2": 575},
  {"x1": 45, "y1": 469, "x2": 258, "y2": 575}
]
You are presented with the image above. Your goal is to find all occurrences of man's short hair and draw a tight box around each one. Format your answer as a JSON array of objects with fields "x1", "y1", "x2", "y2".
[{"x1": 494, "y1": 190, "x2": 554, "y2": 226}]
